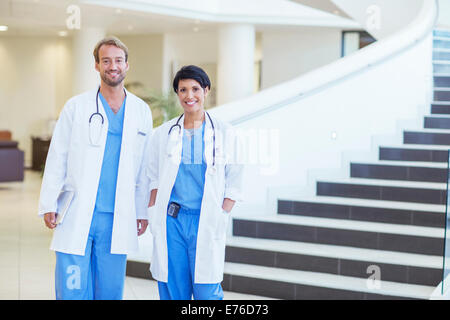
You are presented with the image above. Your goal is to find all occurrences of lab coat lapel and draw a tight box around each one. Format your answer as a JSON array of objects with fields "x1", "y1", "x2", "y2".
[
  {"x1": 167, "y1": 114, "x2": 184, "y2": 165},
  {"x1": 96, "y1": 90, "x2": 109, "y2": 147},
  {"x1": 204, "y1": 113, "x2": 215, "y2": 170},
  {"x1": 116, "y1": 89, "x2": 134, "y2": 192},
  {"x1": 111, "y1": 90, "x2": 134, "y2": 253}
]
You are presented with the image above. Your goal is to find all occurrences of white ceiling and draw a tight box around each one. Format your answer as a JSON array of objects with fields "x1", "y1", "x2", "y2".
[
  {"x1": 289, "y1": 0, "x2": 351, "y2": 18},
  {"x1": 0, "y1": 0, "x2": 357, "y2": 37}
]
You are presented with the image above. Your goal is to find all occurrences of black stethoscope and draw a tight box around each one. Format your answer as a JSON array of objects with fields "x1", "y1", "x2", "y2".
[
  {"x1": 168, "y1": 111, "x2": 216, "y2": 167},
  {"x1": 89, "y1": 87, "x2": 127, "y2": 146}
]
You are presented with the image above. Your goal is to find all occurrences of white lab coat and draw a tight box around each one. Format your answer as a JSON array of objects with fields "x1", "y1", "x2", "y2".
[
  {"x1": 38, "y1": 88, "x2": 153, "y2": 256},
  {"x1": 147, "y1": 113, "x2": 243, "y2": 284}
]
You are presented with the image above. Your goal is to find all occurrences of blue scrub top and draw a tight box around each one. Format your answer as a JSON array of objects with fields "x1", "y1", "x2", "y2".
[
  {"x1": 94, "y1": 93, "x2": 126, "y2": 213},
  {"x1": 169, "y1": 121, "x2": 207, "y2": 210}
]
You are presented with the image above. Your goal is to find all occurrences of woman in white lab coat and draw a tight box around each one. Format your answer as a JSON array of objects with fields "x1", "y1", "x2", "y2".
[{"x1": 147, "y1": 65, "x2": 243, "y2": 300}]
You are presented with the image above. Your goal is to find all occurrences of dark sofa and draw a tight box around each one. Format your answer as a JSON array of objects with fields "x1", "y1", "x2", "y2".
[{"x1": 0, "y1": 140, "x2": 24, "y2": 182}]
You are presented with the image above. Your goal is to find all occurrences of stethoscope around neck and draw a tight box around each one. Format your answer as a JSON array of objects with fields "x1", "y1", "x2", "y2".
[
  {"x1": 168, "y1": 111, "x2": 217, "y2": 171},
  {"x1": 89, "y1": 87, "x2": 126, "y2": 146}
]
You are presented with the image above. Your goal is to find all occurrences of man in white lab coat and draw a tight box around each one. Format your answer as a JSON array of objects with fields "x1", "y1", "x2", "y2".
[{"x1": 38, "y1": 36, "x2": 153, "y2": 300}]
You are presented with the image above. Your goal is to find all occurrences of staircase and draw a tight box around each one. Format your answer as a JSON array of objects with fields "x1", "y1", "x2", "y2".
[{"x1": 222, "y1": 29, "x2": 450, "y2": 300}]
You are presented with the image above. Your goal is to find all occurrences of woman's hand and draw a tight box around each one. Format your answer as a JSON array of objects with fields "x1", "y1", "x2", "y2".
[
  {"x1": 137, "y1": 219, "x2": 148, "y2": 236},
  {"x1": 148, "y1": 189, "x2": 157, "y2": 207},
  {"x1": 222, "y1": 198, "x2": 235, "y2": 213}
]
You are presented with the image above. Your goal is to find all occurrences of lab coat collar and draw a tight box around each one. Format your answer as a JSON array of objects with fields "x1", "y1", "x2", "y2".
[
  {"x1": 168, "y1": 111, "x2": 214, "y2": 140},
  {"x1": 167, "y1": 111, "x2": 215, "y2": 167}
]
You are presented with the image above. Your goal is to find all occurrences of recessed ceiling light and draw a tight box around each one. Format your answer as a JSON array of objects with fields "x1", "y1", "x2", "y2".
[
  {"x1": 58, "y1": 31, "x2": 68, "y2": 37},
  {"x1": 331, "y1": 131, "x2": 337, "y2": 140},
  {"x1": 193, "y1": 27, "x2": 199, "y2": 32},
  {"x1": 0, "y1": 25, "x2": 8, "y2": 32},
  {"x1": 115, "y1": 8, "x2": 122, "y2": 14}
]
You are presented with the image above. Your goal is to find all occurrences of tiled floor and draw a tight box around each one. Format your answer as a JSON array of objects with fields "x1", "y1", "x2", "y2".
[{"x1": 0, "y1": 171, "x2": 271, "y2": 300}]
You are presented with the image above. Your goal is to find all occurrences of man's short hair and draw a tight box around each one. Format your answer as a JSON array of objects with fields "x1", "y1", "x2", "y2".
[
  {"x1": 173, "y1": 65, "x2": 211, "y2": 93},
  {"x1": 93, "y1": 36, "x2": 129, "y2": 63}
]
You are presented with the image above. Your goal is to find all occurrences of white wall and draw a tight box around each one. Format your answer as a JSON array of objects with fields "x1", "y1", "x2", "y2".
[
  {"x1": 0, "y1": 36, "x2": 73, "y2": 166},
  {"x1": 119, "y1": 34, "x2": 164, "y2": 93},
  {"x1": 161, "y1": 31, "x2": 218, "y2": 101},
  {"x1": 438, "y1": 0, "x2": 450, "y2": 29},
  {"x1": 161, "y1": 27, "x2": 343, "y2": 106},
  {"x1": 261, "y1": 27, "x2": 342, "y2": 89}
]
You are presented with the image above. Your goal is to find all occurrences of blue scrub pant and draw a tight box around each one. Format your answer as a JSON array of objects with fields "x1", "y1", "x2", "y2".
[
  {"x1": 55, "y1": 210, "x2": 127, "y2": 300},
  {"x1": 158, "y1": 207, "x2": 223, "y2": 300}
]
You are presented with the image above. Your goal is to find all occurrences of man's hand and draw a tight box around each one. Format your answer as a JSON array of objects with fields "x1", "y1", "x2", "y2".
[
  {"x1": 137, "y1": 219, "x2": 148, "y2": 236},
  {"x1": 44, "y1": 212, "x2": 57, "y2": 229}
]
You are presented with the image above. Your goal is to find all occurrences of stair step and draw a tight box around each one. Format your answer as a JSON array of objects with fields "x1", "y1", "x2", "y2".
[
  {"x1": 404, "y1": 130, "x2": 450, "y2": 146},
  {"x1": 223, "y1": 262, "x2": 435, "y2": 299},
  {"x1": 232, "y1": 214, "x2": 444, "y2": 255},
  {"x1": 433, "y1": 29, "x2": 450, "y2": 38},
  {"x1": 434, "y1": 88, "x2": 450, "y2": 101},
  {"x1": 432, "y1": 103, "x2": 450, "y2": 114},
  {"x1": 379, "y1": 146, "x2": 449, "y2": 162},
  {"x1": 433, "y1": 51, "x2": 450, "y2": 61},
  {"x1": 350, "y1": 161, "x2": 447, "y2": 182},
  {"x1": 278, "y1": 196, "x2": 444, "y2": 227},
  {"x1": 225, "y1": 236, "x2": 442, "y2": 286},
  {"x1": 434, "y1": 39, "x2": 450, "y2": 49},
  {"x1": 425, "y1": 116, "x2": 450, "y2": 129},
  {"x1": 434, "y1": 75, "x2": 450, "y2": 87},
  {"x1": 316, "y1": 178, "x2": 446, "y2": 205}
]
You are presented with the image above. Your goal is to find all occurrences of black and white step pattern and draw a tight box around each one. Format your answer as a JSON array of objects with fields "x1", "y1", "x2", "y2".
[
  {"x1": 434, "y1": 75, "x2": 450, "y2": 87},
  {"x1": 433, "y1": 63, "x2": 450, "y2": 75},
  {"x1": 379, "y1": 145, "x2": 449, "y2": 162},
  {"x1": 278, "y1": 196, "x2": 444, "y2": 228},
  {"x1": 232, "y1": 214, "x2": 443, "y2": 256},
  {"x1": 433, "y1": 37, "x2": 450, "y2": 49},
  {"x1": 222, "y1": 262, "x2": 435, "y2": 300},
  {"x1": 434, "y1": 87, "x2": 450, "y2": 101},
  {"x1": 404, "y1": 129, "x2": 450, "y2": 146},
  {"x1": 432, "y1": 102, "x2": 450, "y2": 115},
  {"x1": 316, "y1": 178, "x2": 446, "y2": 205},
  {"x1": 433, "y1": 50, "x2": 450, "y2": 61},
  {"x1": 425, "y1": 115, "x2": 450, "y2": 129},
  {"x1": 433, "y1": 29, "x2": 450, "y2": 38},
  {"x1": 225, "y1": 236, "x2": 442, "y2": 287},
  {"x1": 350, "y1": 160, "x2": 447, "y2": 183},
  {"x1": 227, "y1": 215, "x2": 441, "y2": 299}
]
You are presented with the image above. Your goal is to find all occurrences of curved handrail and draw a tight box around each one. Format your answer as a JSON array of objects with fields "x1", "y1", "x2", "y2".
[{"x1": 210, "y1": 0, "x2": 439, "y2": 126}]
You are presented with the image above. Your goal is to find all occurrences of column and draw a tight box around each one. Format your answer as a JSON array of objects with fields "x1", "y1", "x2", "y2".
[
  {"x1": 72, "y1": 27, "x2": 105, "y2": 95},
  {"x1": 217, "y1": 24, "x2": 255, "y2": 105}
]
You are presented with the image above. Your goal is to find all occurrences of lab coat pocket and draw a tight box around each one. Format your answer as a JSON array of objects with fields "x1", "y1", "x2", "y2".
[
  {"x1": 134, "y1": 129, "x2": 147, "y2": 154},
  {"x1": 133, "y1": 130, "x2": 147, "y2": 173},
  {"x1": 214, "y1": 210, "x2": 230, "y2": 240}
]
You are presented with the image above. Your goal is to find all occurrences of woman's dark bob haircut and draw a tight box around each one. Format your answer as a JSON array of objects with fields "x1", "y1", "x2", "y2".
[{"x1": 173, "y1": 65, "x2": 211, "y2": 93}]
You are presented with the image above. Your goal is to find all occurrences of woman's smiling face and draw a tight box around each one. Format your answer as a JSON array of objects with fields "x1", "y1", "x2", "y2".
[{"x1": 176, "y1": 78, "x2": 209, "y2": 114}]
